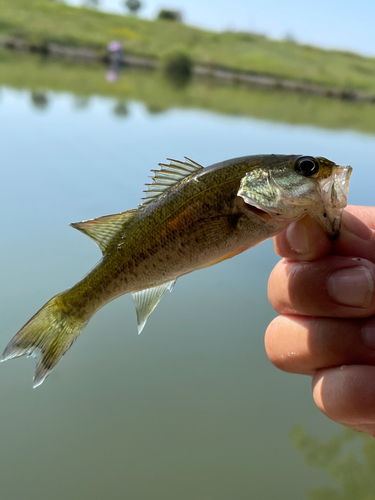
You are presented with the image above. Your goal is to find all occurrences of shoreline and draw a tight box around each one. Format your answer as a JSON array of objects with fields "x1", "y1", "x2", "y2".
[{"x1": 2, "y1": 35, "x2": 374, "y2": 103}]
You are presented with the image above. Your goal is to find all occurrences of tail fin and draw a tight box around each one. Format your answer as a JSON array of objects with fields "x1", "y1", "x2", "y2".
[{"x1": 1, "y1": 294, "x2": 88, "y2": 388}]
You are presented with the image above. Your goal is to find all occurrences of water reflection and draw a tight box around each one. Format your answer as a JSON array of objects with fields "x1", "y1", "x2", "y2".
[
  {"x1": 2, "y1": 50, "x2": 375, "y2": 134},
  {"x1": 146, "y1": 103, "x2": 165, "y2": 114},
  {"x1": 291, "y1": 425, "x2": 375, "y2": 499},
  {"x1": 113, "y1": 100, "x2": 128, "y2": 117},
  {"x1": 72, "y1": 95, "x2": 90, "y2": 110},
  {"x1": 30, "y1": 91, "x2": 49, "y2": 110},
  {"x1": 105, "y1": 41, "x2": 124, "y2": 83}
]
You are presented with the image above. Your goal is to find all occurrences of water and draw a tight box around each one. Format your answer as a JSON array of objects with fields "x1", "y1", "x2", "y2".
[{"x1": 1, "y1": 69, "x2": 375, "y2": 499}]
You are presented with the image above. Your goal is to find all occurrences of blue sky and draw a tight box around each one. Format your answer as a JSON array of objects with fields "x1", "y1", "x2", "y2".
[{"x1": 66, "y1": 0, "x2": 375, "y2": 56}]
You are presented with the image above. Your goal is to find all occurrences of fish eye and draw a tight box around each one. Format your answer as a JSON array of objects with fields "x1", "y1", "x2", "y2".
[{"x1": 294, "y1": 156, "x2": 320, "y2": 177}]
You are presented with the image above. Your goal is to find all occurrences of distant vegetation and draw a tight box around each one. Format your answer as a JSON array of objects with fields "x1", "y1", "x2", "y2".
[
  {"x1": 157, "y1": 9, "x2": 182, "y2": 22},
  {"x1": 1, "y1": 0, "x2": 375, "y2": 93},
  {"x1": 84, "y1": 0, "x2": 99, "y2": 7},
  {"x1": 162, "y1": 50, "x2": 192, "y2": 86},
  {"x1": 125, "y1": 0, "x2": 141, "y2": 15}
]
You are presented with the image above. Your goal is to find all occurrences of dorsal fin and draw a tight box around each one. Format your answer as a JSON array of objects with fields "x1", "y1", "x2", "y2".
[
  {"x1": 70, "y1": 209, "x2": 137, "y2": 254},
  {"x1": 139, "y1": 157, "x2": 203, "y2": 207}
]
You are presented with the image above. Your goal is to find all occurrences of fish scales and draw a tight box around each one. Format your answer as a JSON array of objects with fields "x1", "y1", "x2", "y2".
[
  {"x1": 1, "y1": 154, "x2": 352, "y2": 387},
  {"x1": 66, "y1": 157, "x2": 268, "y2": 309}
]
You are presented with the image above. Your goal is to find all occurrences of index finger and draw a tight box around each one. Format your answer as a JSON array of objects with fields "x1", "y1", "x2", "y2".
[
  {"x1": 274, "y1": 214, "x2": 332, "y2": 261},
  {"x1": 346, "y1": 205, "x2": 375, "y2": 230},
  {"x1": 332, "y1": 206, "x2": 375, "y2": 263},
  {"x1": 274, "y1": 207, "x2": 375, "y2": 262}
]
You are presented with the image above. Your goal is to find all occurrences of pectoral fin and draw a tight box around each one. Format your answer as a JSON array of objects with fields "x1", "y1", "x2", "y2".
[{"x1": 132, "y1": 280, "x2": 176, "y2": 334}]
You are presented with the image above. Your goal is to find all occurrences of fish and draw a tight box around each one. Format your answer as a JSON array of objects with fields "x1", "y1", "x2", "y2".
[{"x1": 1, "y1": 154, "x2": 352, "y2": 388}]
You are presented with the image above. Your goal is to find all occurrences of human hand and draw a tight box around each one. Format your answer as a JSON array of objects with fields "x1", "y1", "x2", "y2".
[{"x1": 266, "y1": 206, "x2": 375, "y2": 436}]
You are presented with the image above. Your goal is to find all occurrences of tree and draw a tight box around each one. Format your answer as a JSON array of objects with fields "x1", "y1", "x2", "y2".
[
  {"x1": 83, "y1": 0, "x2": 99, "y2": 8},
  {"x1": 125, "y1": 0, "x2": 141, "y2": 15},
  {"x1": 162, "y1": 50, "x2": 192, "y2": 87},
  {"x1": 157, "y1": 9, "x2": 182, "y2": 22},
  {"x1": 290, "y1": 425, "x2": 375, "y2": 499}
]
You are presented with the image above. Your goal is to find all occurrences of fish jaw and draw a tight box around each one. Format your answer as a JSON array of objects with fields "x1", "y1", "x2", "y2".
[
  {"x1": 237, "y1": 160, "x2": 352, "y2": 238},
  {"x1": 309, "y1": 164, "x2": 352, "y2": 237}
]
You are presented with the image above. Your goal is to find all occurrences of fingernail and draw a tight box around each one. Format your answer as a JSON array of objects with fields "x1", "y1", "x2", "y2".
[
  {"x1": 286, "y1": 222, "x2": 308, "y2": 255},
  {"x1": 362, "y1": 317, "x2": 375, "y2": 350},
  {"x1": 327, "y1": 266, "x2": 374, "y2": 307},
  {"x1": 343, "y1": 212, "x2": 374, "y2": 241}
]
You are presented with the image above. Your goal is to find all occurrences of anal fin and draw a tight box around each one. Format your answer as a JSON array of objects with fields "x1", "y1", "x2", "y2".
[{"x1": 132, "y1": 280, "x2": 176, "y2": 334}]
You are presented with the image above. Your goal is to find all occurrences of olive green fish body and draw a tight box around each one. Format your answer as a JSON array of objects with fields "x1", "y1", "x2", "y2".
[
  {"x1": 69, "y1": 156, "x2": 288, "y2": 312},
  {"x1": 2, "y1": 154, "x2": 352, "y2": 387}
]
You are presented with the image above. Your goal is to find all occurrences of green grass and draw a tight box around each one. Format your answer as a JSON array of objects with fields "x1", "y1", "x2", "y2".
[
  {"x1": 2, "y1": 50, "x2": 375, "y2": 135},
  {"x1": 2, "y1": 0, "x2": 375, "y2": 92}
]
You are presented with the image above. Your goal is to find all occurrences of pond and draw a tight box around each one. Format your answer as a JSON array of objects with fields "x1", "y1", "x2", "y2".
[{"x1": 1, "y1": 53, "x2": 375, "y2": 499}]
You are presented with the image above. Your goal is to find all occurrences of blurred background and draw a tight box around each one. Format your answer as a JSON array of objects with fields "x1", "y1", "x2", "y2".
[{"x1": 1, "y1": 1, "x2": 375, "y2": 499}]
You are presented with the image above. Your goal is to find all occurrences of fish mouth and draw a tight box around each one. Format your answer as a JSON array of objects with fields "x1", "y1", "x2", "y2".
[
  {"x1": 242, "y1": 202, "x2": 272, "y2": 220},
  {"x1": 237, "y1": 161, "x2": 352, "y2": 237},
  {"x1": 312, "y1": 164, "x2": 352, "y2": 237}
]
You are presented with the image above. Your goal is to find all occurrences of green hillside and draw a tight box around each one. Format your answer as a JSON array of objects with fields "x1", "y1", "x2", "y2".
[{"x1": 2, "y1": 0, "x2": 375, "y2": 92}]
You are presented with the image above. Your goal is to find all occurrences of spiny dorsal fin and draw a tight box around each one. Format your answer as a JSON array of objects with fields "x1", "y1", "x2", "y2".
[
  {"x1": 132, "y1": 280, "x2": 176, "y2": 334},
  {"x1": 70, "y1": 209, "x2": 137, "y2": 254},
  {"x1": 139, "y1": 157, "x2": 203, "y2": 207}
]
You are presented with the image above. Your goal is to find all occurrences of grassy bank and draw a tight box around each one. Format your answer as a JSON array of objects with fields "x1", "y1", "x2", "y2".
[
  {"x1": 2, "y1": 0, "x2": 375, "y2": 93},
  {"x1": 1, "y1": 50, "x2": 375, "y2": 135}
]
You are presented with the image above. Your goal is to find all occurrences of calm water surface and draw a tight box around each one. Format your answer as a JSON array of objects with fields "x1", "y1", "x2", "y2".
[{"x1": 1, "y1": 86, "x2": 375, "y2": 499}]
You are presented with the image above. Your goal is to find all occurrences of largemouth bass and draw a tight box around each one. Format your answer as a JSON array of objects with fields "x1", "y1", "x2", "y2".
[{"x1": 2, "y1": 154, "x2": 352, "y2": 387}]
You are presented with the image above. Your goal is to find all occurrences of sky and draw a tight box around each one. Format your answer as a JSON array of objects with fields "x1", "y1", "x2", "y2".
[{"x1": 66, "y1": 0, "x2": 375, "y2": 57}]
